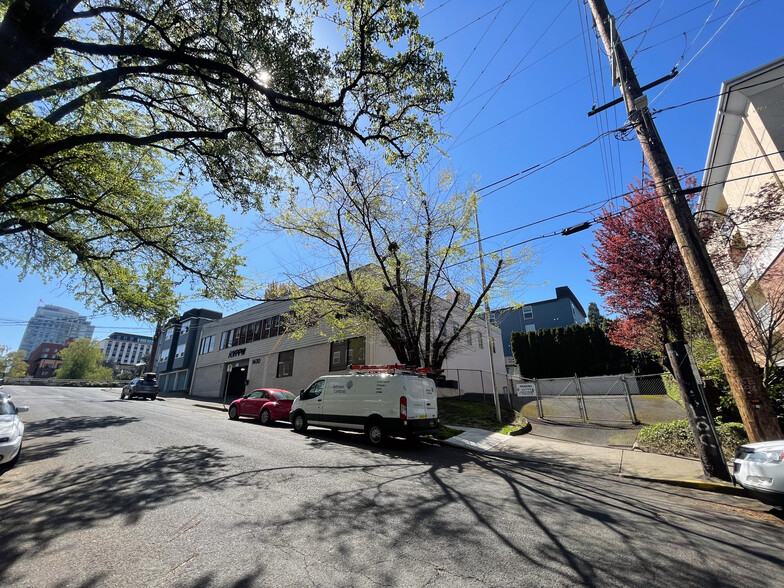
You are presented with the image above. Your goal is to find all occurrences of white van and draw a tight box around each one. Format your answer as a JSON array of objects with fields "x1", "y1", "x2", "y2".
[{"x1": 289, "y1": 368, "x2": 440, "y2": 445}]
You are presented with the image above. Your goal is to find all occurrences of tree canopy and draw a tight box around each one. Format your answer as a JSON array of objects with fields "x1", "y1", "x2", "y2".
[
  {"x1": 268, "y1": 156, "x2": 534, "y2": 369},
  {"x1": 0, "y1": 345, "x2": 27, "y2": 377},
  {"x1": 55, "y1": 338, "x2": 113, "y2": 379},
  {"x1": 0, "y1": 0, "x2": 452, "y2": 319},
  {"x1": 585, "y1": 174, "x2": 700, "y2": 360}
]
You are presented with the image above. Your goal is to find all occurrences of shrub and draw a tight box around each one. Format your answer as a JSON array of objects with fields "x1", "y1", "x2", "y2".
[{"x1": 637, "y1": 419, "x2": 748, "y2": 458}]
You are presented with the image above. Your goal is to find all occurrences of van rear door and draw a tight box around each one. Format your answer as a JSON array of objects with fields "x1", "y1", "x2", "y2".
[{"x1": 405, "y1": 377, "x2": 437, "y2": 420}]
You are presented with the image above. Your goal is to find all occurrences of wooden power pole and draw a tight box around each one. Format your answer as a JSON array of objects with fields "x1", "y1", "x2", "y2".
[{"x1": 587, "y1": 0, "x2": 782, "y2": 442}]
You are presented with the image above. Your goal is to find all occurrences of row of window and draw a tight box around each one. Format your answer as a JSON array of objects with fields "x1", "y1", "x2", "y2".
[
  {"x1": 159, "y1": 343, "x2": 187, "y2": 363},
  {"x1": 275, "y1": 338, "x2": 365, "y2": 378},
  {"x1": 164, "y1": 320, "x2": 194, "y2": 341},
  {"x1": 218, "y1": 314, "x2": 288, "y2": 350}
]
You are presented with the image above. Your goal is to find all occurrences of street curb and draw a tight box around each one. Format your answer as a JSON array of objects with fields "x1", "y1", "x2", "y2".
[{"x1": 619, "y1": 474, "x2": 750, "y2": 497}]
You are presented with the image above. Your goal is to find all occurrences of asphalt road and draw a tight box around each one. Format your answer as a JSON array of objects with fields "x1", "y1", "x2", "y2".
[{"x1": 1, "y1": 385, "x2": 782, "y2": 588}]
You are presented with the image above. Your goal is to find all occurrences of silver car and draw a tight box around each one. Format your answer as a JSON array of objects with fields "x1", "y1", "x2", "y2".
[
  {"x1": 0, "y1": 400, "x2": 29, "y2": 468},
  {"x1": 732, "y1": 440, "x2": 784, "y2": 507}
]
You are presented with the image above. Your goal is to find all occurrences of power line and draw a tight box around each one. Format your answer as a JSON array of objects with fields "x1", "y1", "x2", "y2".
[{"x1": 459, "y1": 152, "x2": 784, "y2": 256}]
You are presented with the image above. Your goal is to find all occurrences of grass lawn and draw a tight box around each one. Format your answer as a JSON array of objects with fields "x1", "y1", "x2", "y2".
[{"x1": 435, "y1": 397, "x2": 528, "y2": 438}]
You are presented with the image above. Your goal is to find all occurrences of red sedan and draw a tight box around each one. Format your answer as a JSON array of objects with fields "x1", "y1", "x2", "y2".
[{"x1": 228, "y1": 388, "x2": 295, "y2": 425}]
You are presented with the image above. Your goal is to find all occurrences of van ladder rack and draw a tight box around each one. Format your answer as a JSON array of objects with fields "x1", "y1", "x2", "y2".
[{"x1": 348, "y1": 364, "x2": 443, "y2": 376}]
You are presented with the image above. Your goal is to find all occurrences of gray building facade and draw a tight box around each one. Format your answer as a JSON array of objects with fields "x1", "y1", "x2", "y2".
[
  {"x1": 18, "y1": 305, "x2": 95, "y2": 356},
  {"x1": 154, "y1": 308, "x2": 223, "y2": 393},
  {"x1": 491, "y1": 286, "x2": 587, "y2": 360}
]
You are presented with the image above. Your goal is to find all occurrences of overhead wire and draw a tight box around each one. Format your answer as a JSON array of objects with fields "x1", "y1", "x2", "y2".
[
  {"x1": 448, "y1": 163, "x2": 784, "y2": 270},
  {"x1": 464, "y1": 149, "x2": 784, "y2": 251}
]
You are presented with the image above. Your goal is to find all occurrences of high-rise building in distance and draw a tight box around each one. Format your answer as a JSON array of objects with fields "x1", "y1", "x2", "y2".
[{"x1": 18, "y1": 305, "x2": 95, "y2": 356}]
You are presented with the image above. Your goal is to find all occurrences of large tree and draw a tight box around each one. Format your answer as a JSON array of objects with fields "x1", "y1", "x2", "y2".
[
  {"x1": 0, "y1": 0, "x2": 452, "y2": 318},
  {"x1": 268, "y1": 156, "x2": 533, "y2": 369},
  {"x1": 55, "y1": 338, "x2": 113, "y2": 379},
  {"x1": 0, "y1": 345, "x2": 28, "y2": 377},
  {"x1": 585, "y1": 174, "x2": 699, "y2": 362}
]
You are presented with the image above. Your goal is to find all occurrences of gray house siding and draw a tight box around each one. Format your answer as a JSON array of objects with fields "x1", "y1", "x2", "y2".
[{"x1": 493, "y1": 286, "x2": 587, "y2": 357}]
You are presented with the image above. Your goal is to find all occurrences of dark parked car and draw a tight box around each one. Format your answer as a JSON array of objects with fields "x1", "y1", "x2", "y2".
[
  {"x1": 121, "y1": 373, "x2": 159, "y2": 400},
  {"x1": 228, "y1": 388, "x2": 295, "y2": 425}
]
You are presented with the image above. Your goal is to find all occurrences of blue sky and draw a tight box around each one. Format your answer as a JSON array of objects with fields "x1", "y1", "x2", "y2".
[{"x1": 2, "y1": 0, "x2": 783, "y2": 348}]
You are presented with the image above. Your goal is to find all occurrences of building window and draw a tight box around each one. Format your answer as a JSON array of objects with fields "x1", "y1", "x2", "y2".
[
  {"x1": 175, "y1": 343, "x2": 186, "y2": 359},
  {"x1": 277, "y1": 350, "x2": 294, "y2": 378},
  {"x1": 525, "y1": 324, "x2": 536, "y2": 333},
  {"x1": 165, "y1": 328, "x2": 174, "y2": 340},
  {"x1": 523, "y1": 307, "x2": 533, "y2": 320},
  {"x1": 199, "y1": 335, "x2": 216, "y2": 355},
  {"x1": 466, "y1": 330, "x2": 473, "y2": 345},
  {"x1": 478, "y1": 335, "x2": 484, "y2": 349},
  {"x1": 180, "y1": 320, "x2": 191, "y2": 335},
  {"x1": 329, "y1": 337, "x2": 366, "y2": 371},
  {"x1": 159, "y1": 348, "x2": 169, "y2": 362}
]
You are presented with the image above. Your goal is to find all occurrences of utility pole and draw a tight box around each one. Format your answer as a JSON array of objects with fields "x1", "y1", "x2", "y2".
[
  {"x1": 475, "y1": 205, "x2": 502, "y2": 423},
  {"x1": 587, "y1": 0, "x2": 782, "y2": 442}
]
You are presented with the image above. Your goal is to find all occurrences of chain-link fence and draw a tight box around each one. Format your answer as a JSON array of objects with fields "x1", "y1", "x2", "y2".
[
  {"x1": 435, "y1": 369, "x2": 686, "y2": 427},
  {"x1": 506, "y1": 373, "x2": 685, "y2": 426}
]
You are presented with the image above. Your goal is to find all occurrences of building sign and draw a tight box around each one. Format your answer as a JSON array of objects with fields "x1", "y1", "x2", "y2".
[
  {"x1": 251, "y1": 358, "x2": 261, "y2": 365},
  {"x1": 228, "y1": 348, "x2": 246, "y2": 358},
  {"x1": 515, "y1": 383, "x2": 536, "y2": 397}
]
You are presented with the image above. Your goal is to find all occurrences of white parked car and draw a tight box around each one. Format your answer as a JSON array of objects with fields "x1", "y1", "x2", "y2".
[
  {"x1": 732, "y1": 440, "x2": 784, "y2": 507},
  {"x1": 0, "y1": 400, "x2": 29, "y2": 468}
]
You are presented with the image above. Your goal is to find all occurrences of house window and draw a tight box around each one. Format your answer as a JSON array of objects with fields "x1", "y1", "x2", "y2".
[
  {"x1": 175, "y1": 344, "x2": 186, "y2": 359},
  {"x1": 277, "y1": 350, "x2": 295, "y2": 378},
  {"x1": 478, "y1": 335, "x2": 484, "y2": 349},
  {"x1": 329, "y1": 337, "x2": 366, "y2": 371},
  {"x1": 160, "y1": 348, "x2": 169, "y2": 362},
  {"x1": 180, "y1": 320, "x2": 191, "y2": 335},
  {"x1": 523, "y1": 307, "x2": 533, "y2": 320},
  {"x1": 165, "y1": 328, "x2": 174, "y2": 340},
  {"x1": 467, "y1": 330, "x2": 473, "y2": 345}
]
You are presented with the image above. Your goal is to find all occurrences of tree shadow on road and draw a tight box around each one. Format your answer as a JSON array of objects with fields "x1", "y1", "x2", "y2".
[
  {"x1": 0, "y1": 445, "x2": 230, "y2": 583},
  {"x1": 23, "y1": 415, "x2": 140, "y2": 440},
  {"x1": 1, "y1": 427, "x2": 782, "y2": 587},
  {"x1": 234, "y1": 429, "x2": 784, "y2": 587}
]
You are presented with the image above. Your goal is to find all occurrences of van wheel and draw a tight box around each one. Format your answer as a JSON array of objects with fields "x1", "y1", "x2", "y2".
[
  {"x1": 293, "y1": 413, "x2": 308, "y2": 433},
  {"x1": 366, "y1": 421, "x2": 386, "y2": 446}
]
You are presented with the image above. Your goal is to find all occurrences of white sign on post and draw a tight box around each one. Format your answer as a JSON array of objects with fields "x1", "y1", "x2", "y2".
[{"x1": 516, "y1": 383, "x2": 536, "y2": 397}]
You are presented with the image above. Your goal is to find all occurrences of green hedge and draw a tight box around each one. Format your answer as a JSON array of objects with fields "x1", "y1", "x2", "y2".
[
  {"x1": 637, "y1": 419, "x2": 748, "y2": 458},
  {"x1": 511, "y1": 323, "x2": 633, "y2": 378}
]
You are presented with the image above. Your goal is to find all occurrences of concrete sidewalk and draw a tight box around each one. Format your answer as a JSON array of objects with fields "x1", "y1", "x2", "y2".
[{"x1": 442, "y1": 426, "x2": 746, "y2": 496}]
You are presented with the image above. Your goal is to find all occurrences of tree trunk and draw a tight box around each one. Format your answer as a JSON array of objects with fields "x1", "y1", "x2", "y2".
[{"x1": 0, "y1": 0, "x2": 80, "y2": 91}]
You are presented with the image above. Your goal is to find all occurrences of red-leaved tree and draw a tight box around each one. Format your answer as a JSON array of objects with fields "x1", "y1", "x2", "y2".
[{"x1": 585, "y1": 173, "x2": 700, "y2": 364}]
